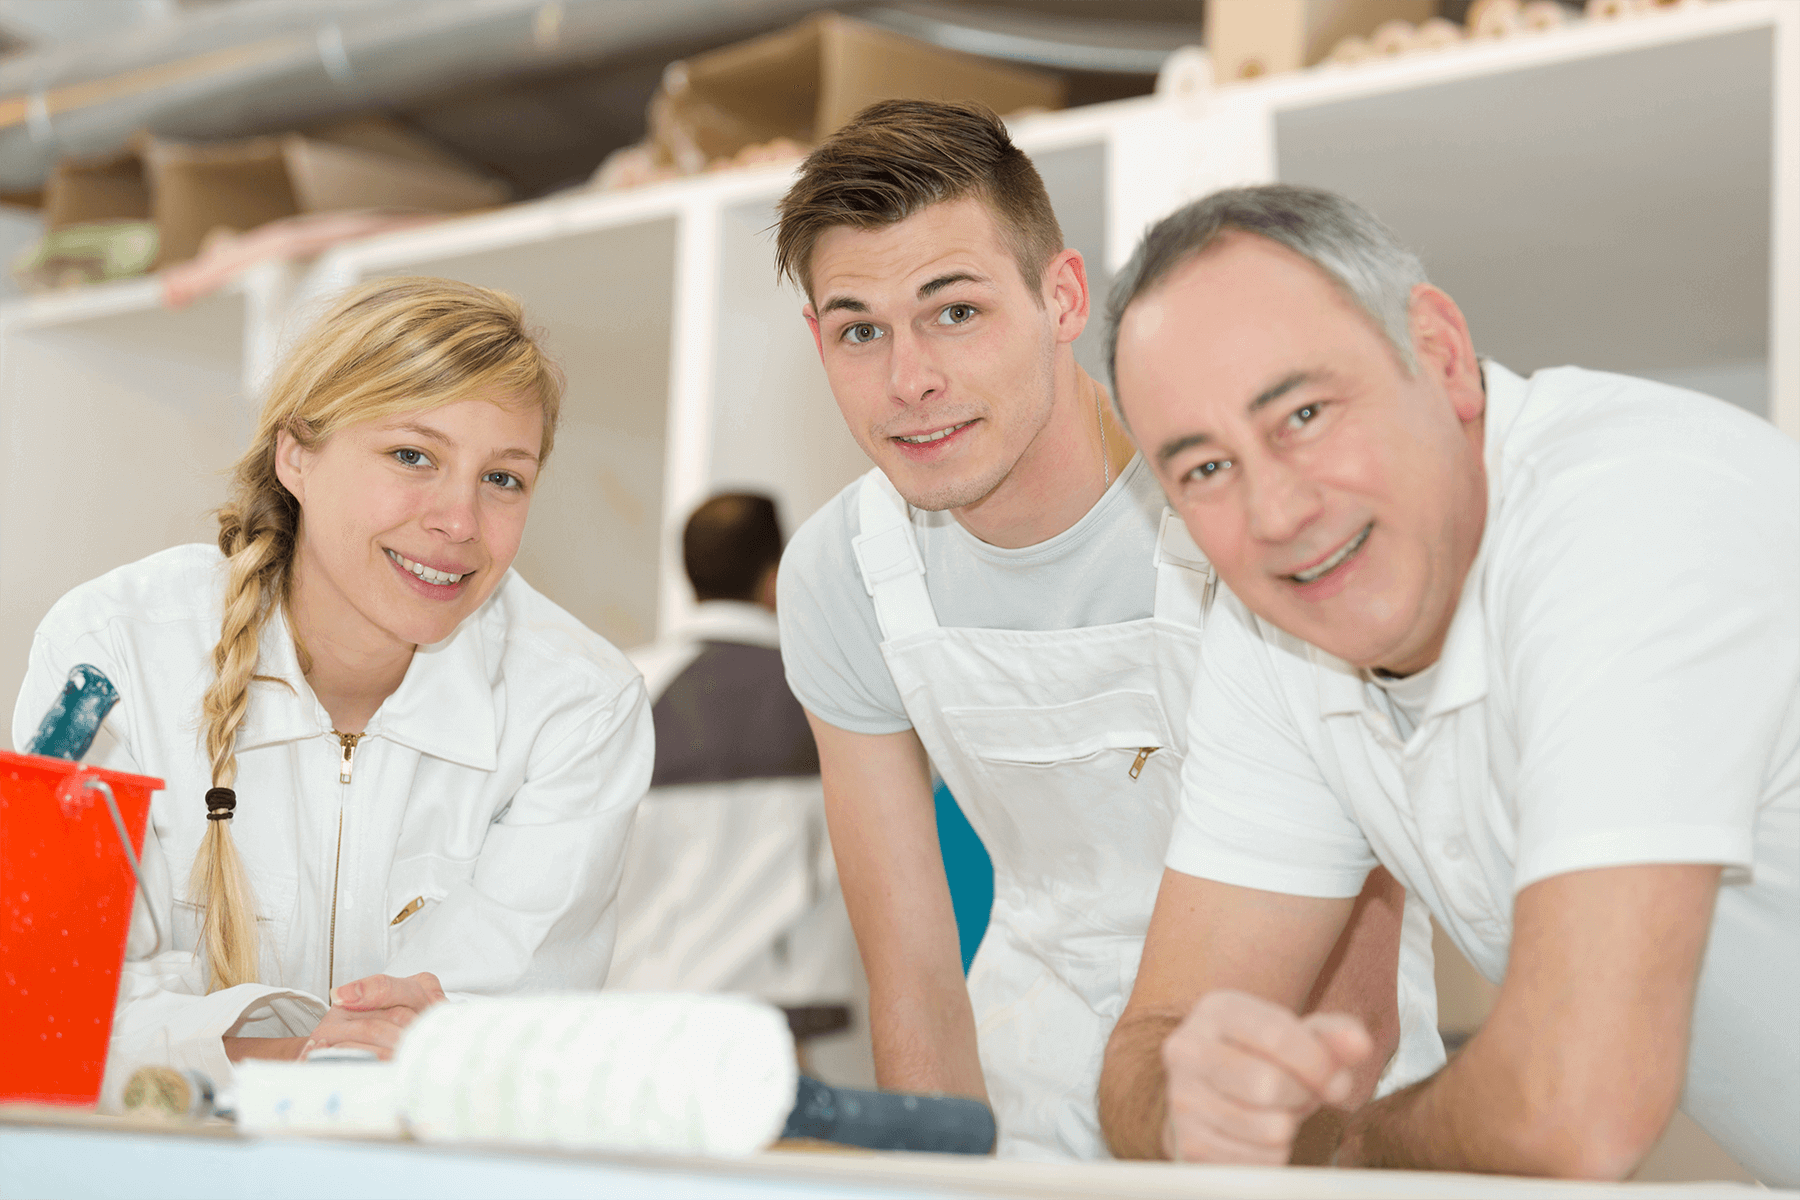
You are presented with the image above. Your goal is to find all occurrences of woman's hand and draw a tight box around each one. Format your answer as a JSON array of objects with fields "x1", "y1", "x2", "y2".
[{"x1": 302, "y1": 972, "x2": 446, "y2": 1060}]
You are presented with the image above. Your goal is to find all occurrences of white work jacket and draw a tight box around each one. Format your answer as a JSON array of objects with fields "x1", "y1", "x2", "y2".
[{"x1": 11, "y1": 544, "x2": 653, "y2": 1106}]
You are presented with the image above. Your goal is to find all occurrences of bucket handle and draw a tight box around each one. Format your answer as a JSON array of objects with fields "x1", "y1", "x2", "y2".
[{"x1": 78, "y1": 776, "x2": 165, "y2": 956}]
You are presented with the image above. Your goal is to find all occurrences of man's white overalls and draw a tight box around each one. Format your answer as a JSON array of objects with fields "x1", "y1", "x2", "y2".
[{"x1": 852, "y1": 469, "x2": 1441, "y2": 1159}]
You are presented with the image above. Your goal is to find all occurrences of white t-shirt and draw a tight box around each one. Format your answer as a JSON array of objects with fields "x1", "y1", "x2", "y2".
[
  {"x1": 779, "y1": 456, "x2": 1165, "y2": 730},
  {"x1": 1165, "y1": 363, "x2": 1800, "y2": 1185},
  {"x1": 12, "y1": 544, "x2": 654, "y2": 1105}
]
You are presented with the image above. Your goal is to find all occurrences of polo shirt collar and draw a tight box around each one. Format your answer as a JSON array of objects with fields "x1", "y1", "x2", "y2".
[
  {"x1": 1310, "y1": 360, "x2": 1528, "y2": 723},
  {"x1": 232, "y1": 598, "x2": 499, "y2": 771}
]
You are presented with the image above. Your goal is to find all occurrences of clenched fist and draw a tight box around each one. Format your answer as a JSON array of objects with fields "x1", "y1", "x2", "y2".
[{"x1": 1161, "y1": 989, "x2": 1373, "y2": 1164}]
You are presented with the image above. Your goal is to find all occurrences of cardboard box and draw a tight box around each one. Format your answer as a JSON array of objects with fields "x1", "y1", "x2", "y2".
[
  {"x1": 42, "y1": 124, "x2": 508, "y2": 267},
  {"x1": 1208, "y1": 0, "x2": 1440, "y2": 80},
  {"x1": 44, "y1": 150, "x2": 150, "y2": 230},
  {"x1": 141, "y1": 134, "x2": 508, "y2": 265},
  {"x1": 651, "y1": 12, "x2": 1066, "y2": 172}
]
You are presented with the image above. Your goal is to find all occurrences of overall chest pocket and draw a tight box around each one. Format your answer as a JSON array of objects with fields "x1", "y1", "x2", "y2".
[
  {"x1": 940, "y1": 688, "x2": 1181, "y2": 937},
  {"x1": 946, "y1": 688, "x2": 1175, "y2": 773}
]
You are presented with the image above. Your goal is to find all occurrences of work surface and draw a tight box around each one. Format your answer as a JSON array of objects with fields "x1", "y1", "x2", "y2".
[{"x1": 0, "y1": 1108, "x2": 1784, "y2": 1200}]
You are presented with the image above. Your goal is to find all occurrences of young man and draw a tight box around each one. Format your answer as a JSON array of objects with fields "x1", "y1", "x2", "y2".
[
  {"x1": 1099, "y1": 184, "x2": 1799, "y2": 1183},
  {"x1": 772, "y1": 101, "x2": 1445, "y2": 1160}
]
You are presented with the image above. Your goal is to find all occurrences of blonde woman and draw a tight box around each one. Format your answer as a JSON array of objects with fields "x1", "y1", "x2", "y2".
[{"x1": 11, "y1": 277, "x2": 653, "y2": 1103}]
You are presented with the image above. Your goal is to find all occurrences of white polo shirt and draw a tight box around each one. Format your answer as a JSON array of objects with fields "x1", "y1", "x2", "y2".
[{"x1": 1166, "y1": 363, "x2": 1800, "y2": 1185}]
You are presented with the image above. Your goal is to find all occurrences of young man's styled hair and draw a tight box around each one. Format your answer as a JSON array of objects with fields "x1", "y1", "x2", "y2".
[{"x1": 775, "y1": 99, "x2": 1064, "y2": 301}]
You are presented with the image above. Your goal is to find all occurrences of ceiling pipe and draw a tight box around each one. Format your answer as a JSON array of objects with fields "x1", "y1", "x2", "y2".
[{"x1": 0, "y1": 0, "x2": 832, "y2": 192}]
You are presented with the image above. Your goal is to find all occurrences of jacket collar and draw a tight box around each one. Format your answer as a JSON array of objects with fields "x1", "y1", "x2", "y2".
[
  {"x1": 233, "y1": 591, "x2": 500, "y2": 771},
  {"x1": 1313, "y1": 360, "x2": 1527, "y2": 724}
]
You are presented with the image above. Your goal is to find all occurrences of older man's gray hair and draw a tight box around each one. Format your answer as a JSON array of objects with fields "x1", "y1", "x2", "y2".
[{"x1": 1103, "y1": 184, "x2": 1430, "y2": 411}]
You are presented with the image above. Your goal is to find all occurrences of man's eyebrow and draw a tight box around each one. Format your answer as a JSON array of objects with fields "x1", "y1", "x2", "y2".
[
  {"x1": 1248, "y1": 371, "x2": 1315, "y2": 413},
  {"x1": 1155, "y1": 371, "x2": 1323, "y2": 466},
  {"x1": 818, "y1": 295, "x2": 868, "y2": 317},
  {"x1": 918, "y1": 272, "x2": 988, "y2": 299},
  {"x1": 1156, "y1": 431, "x2": 1211, "y2": 468}
]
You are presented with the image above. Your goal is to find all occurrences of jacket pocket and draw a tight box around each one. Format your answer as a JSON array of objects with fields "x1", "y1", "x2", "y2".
[
  {"x1": 383, "y1": 855, "x2": 473, "y2": 948},
  {"x1": 171, "y1": 873, "x2": 297, "y2": 980}
]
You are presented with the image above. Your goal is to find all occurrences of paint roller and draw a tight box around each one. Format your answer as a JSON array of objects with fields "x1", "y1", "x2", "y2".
[{"x1": 228, "y1": 993, "x2": 997, "y2": 1155}]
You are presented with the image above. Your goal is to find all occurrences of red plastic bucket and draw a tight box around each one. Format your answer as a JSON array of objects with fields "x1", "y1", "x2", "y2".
[{"x1": 0, "y1": 749, "x2": 163, "y2": 1106}]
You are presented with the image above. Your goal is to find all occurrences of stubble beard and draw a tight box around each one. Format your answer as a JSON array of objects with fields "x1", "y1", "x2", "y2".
[{"x1": 887, "y1": 342, "x2": 1060, "y2": 514}]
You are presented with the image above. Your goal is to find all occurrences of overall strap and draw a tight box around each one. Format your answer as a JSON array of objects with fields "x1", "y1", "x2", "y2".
[
  {"x1": 853, "y1": 470, "x2": 941, "y2": 642},
  {"x1": 1153, "y1": 508, "x2": 1216, "y2": 628}
]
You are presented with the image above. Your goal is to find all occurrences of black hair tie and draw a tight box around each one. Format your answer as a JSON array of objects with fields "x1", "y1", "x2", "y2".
[{"x1": 205, "y1": 787, "x2": 237, "y2": 821}]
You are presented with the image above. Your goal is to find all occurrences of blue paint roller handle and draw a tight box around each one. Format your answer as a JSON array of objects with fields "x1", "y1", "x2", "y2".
[
  {"x1": 26, "y1": 664, "x2": 120, "y2": 761},
  {"x1": 782, "y1": 1075, "x2": 996, "y2": 1154}
]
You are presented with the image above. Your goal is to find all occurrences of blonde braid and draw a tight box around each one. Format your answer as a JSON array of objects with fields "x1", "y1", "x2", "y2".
[{"x1": 191, "y1": 465, "x2": 295, "y2": 992}]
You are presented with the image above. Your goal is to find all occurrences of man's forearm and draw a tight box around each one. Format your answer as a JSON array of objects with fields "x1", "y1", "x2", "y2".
[
  {"x1": 1337, "y1": 1038, "x2": 1554, "y2": 1173},
  {"x1": 1098, "y1": 1011, "x2": 1178, "y2": 1159},
  {"x1": 867, "y1": 973, "x2": 988, "y2": 1101}
]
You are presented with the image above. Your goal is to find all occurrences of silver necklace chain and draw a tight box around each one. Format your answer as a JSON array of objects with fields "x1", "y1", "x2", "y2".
[{"x1": 1097, "y1": 389, "x2": 1111, "y2": 488}]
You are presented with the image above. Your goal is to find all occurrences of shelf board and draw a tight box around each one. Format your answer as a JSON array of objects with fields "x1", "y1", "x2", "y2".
[{"x1": 1276, "y1": 22, "x2": 1774, "y2": 392}]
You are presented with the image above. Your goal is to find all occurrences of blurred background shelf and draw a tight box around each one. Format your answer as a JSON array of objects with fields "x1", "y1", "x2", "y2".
[
  {"x1": 4, "y1": 0, "x2": 1791, "y2": 740},
  {"x1": 3, "y1": 0, "x2": 1792, "y2": 743}
]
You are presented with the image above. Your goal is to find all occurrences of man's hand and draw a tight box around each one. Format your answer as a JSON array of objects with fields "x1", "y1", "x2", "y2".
[
  {"x1": 303, "y1": 971, "x2": 446, "y2": 1060},
  {"x1": 1099, "y1": 869, "x2": 1400, "y2": 1162},
  {"x1": 1161, "y1": 990, "x2": 1372, "y2": 1164}
]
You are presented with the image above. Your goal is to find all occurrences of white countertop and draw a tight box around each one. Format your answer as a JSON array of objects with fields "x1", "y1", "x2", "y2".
[{"x1": 1, "y1": 1107, "x2": 1783, "y2": 1200}]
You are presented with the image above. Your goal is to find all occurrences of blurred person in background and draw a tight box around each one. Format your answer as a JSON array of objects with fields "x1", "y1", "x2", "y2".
[
  {"x1": 770, "y1": 100, "x2": 1445, "y2": 1160},
  {"x1": 611, "y1": 494, "x2": 856, "y2": 1031}
]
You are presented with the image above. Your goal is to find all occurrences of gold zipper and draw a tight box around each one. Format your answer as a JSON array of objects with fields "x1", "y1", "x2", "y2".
[
  {"x1": 337, "y1": 732, "x2": 362, "y2": 784},
  {"x1": 391, "y1": 896, "x2": 425, "y2": 926},
  {"x1": 327, "y1": 811, "x2": 344, "y2": 994},
  {"x1": 1128, "y1": 746, "x2": 1159, "y2": 780},
  {"x1": 327, "y1": 731, "x2": 363, "y2": 995}
]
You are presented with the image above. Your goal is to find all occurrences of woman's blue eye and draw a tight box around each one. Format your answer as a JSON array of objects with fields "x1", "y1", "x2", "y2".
[
  {"x1": 485, "y1": 471, "x2": 522, "y2": 490},
  {"x1": 394, "y1": 448, "x2": 428, "y2": 467},
  {"x1": 938, "y1": 303, "x2": 976, "y2": 325},
  {"x1": 843, "y1": 322, "x2": 882, "y2": 345}
]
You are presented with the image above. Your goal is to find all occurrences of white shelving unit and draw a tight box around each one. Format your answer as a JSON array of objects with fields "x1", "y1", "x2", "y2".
[
  {"x1": 0, "y1": 280, "x2": 255, "y2": 738},
  {"x1": 3, "y1": 0, "x2": 1793, "y2": 749}
]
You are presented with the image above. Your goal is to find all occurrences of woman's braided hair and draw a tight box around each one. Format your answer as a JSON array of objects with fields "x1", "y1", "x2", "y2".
[{"x1": 191, "y1": 276, "x2": 563, "y2": 992}]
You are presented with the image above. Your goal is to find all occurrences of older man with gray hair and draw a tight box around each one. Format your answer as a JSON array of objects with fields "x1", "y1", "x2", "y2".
[{"x1": 1096, "y1": 184, "x2": 1799, "y2": 1183}]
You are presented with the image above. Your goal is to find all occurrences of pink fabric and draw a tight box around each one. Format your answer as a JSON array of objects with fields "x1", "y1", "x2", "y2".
[{"x1": 160, "y1": 209, "x2": 448, "y2": 308}]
